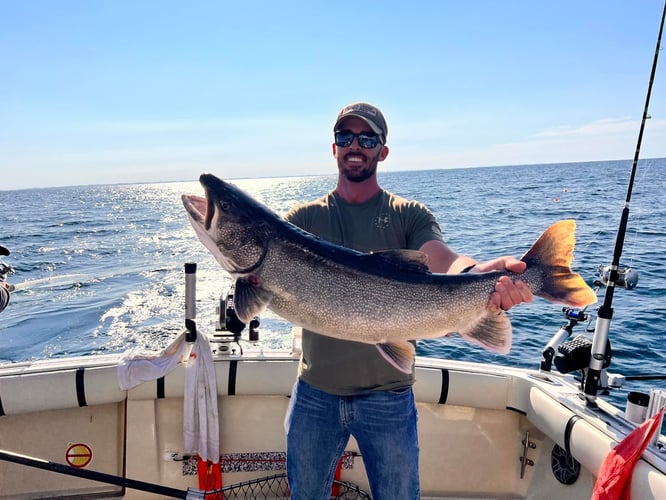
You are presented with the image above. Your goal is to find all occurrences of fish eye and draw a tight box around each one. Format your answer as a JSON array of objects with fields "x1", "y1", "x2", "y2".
[{"x1": 220, "y1": 201, "x2": 231, "y2": 211}]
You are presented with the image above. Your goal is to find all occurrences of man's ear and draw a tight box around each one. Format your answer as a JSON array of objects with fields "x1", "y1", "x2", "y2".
[{"x1": 378, "y1": 145, "x2": 390, "y2": 162}]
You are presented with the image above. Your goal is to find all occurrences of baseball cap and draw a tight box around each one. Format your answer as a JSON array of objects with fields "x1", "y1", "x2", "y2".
[{"x1": 334, "y1": 102, "x2": 388, "y2": 142}]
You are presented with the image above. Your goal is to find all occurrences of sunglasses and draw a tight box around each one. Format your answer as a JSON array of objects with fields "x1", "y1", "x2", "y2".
[{"x1": 334, "y1": 130, "x2": 382, "y2": 149}]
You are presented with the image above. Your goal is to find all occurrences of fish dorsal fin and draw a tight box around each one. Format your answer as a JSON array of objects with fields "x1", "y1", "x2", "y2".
[{"x1": 363, "y1": 250, "x2": 430, "y2": 273}]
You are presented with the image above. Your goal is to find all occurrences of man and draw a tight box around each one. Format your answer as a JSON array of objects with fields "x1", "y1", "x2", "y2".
[
  {"x1": 283, "y1": 102, "x2": 533, "y2": 499},
  {"x1": 0, "y1": 245, "x2": 12, "y2": 313}
]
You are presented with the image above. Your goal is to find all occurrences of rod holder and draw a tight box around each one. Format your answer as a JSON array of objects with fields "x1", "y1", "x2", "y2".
[
  {"x1": 184, "y1": 263, "x2": 197, "y2": 342},
  {"x1": 184, "y1": 263, "x2": 197, "y2": 321}
]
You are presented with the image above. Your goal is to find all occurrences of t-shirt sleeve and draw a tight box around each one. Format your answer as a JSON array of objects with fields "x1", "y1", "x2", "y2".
[
  {"x1": 406, "y1": 202, "x2": 445, "y2": 250},
  {"x1": 284, "y1": 204, "x2": 307, "y2": 230}
]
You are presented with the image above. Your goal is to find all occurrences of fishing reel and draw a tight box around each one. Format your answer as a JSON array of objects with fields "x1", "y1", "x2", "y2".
[
  {"x1": 210, "y1": 283, "x2": 260, "y2": 351},
  {"x1": 0, "y1": 245, "x2": 15, "y2": 314},
  {"x1": 554, "y1": 334, "x2": 612, "y2": 376},
  {"x1": 540, "y1": 304, "x2": 614, "y2": 392},
  {"x1": 597, "y1": 265, "x2": 639, "y2": 290}
]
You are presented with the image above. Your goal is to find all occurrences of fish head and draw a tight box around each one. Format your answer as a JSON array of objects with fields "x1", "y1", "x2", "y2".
[{"x1": 182, "y1": 174, "x2": 272, "y2": 276}]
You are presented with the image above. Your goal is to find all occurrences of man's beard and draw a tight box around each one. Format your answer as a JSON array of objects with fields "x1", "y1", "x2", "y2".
[{"x1": 338, "y1": 151, "x2": 380, "y2": 183}]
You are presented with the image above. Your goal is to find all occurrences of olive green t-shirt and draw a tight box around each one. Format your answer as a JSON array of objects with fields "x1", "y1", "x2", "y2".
[{"x1": 284, "y1": 189, "x2": 444, "y2": 395}]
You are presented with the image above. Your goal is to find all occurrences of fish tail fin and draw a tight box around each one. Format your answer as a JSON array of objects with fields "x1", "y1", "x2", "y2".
[
  {"x1": 458, "y1": 310, "x2": 513, "y2": 354},
  {"x1": 376, "y1": 341, "x2": 415, "y2": 374},
  {"x1": 523, "y1": 220, "x2": 597, "y2": 307}
]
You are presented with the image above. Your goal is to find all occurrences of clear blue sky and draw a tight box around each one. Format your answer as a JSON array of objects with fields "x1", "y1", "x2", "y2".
[{"x1": 2, "y1": 0, "x2": 665, "y2": 190}]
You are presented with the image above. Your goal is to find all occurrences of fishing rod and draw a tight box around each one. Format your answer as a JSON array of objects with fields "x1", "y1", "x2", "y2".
[
  {"x1": 584, "y1": 1, "x2": 666, "y2": 401},
  {"x1": 0, "y1": 449, "x2": 199, "y2": 499}
]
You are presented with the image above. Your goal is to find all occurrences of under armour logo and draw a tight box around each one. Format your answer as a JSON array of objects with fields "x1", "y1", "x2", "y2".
[{"x1": 374, "y1": 214, "x2": 391, "y2": 229}]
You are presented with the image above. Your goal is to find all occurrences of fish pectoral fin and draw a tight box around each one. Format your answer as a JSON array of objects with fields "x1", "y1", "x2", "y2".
[
  {"x1": 376, "y1": 341, "x2": 415, "y2": 374},
  {"x1": 457, "y1": 309, "x2": 512, "y2": 354},
  {"x1": 234, "y1": 278, "x2": 273, "y2": 323}
]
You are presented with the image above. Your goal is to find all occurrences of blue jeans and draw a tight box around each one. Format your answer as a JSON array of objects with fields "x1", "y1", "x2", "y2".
[{"x1": 285, "y1": 379, "x2": 420, "y2": 500}]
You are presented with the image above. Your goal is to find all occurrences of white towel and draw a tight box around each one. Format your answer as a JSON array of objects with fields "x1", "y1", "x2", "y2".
[
  {"x1": 117, "y1": 333, "x2": 191, "y2": 391},
  {"x1": 183, "y1": 332, "x2": 220, "y2": 463},
  {"x1": 116, "y1": 331, "x2": 220, "y2": 464}
]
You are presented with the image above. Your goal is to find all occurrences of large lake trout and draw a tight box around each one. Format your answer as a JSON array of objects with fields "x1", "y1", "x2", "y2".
[{"x1": 182, "y1": 174, "x2": 597, "y2": 373}]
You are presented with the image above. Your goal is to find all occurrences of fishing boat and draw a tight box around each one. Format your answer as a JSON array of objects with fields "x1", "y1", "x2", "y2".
[{"x1": 2, "y1": 206, "x2": 666, "y2": 498}]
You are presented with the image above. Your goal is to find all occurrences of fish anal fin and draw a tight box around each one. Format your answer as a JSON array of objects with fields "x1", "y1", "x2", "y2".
[
  {"x1": 376, "y1": 341, "x2": 415, "y2": 374},
  {"x1": 234, "y1": 278, "x2": 272, "y2": 323},
  {"x1": 457, "y1": 309, "x2": 512, "y2": 354}
]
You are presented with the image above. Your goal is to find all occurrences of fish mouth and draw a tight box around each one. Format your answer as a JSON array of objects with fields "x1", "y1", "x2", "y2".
[
  {"x1": 181, "y1": 194, "x2": 213, "y2": 229},
  {"x1": 203, "y1": 188, "x2": 214, "y2": 230},
  {"x1": 198, "y1": 173, "x2": 227, "y2": 230},
  {"x1": 182, "y1": 175, "x2": 218, "y2": 230},
  {"x1": 181, "y1": 194, "x2": 210, "y2": 229},
  {"x1": 182, "y1": 187, "x2": 241, "y2": 275}
]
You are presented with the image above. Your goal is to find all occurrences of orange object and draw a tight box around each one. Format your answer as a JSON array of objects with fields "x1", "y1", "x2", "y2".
[
  {"x1": 197, "y1": 455, "x2": 222, "y2": 499},
  {"x1": 592, "y1": 406, "x2": 664, "y2": 499},
  {"x1": 331, "y1": 457, "x2": 343, "y2": 497}
]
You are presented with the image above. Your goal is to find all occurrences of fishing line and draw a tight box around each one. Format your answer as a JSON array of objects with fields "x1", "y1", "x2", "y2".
[
  {"x1": 583, "y1": 158, "x2": 655, "y2": 270},
  {"x1": 619, "y1": 158, "x2": 654, "y2": 269},
  {"x1": 584, "y1": 1, "x2": 666, "y2": 400}
]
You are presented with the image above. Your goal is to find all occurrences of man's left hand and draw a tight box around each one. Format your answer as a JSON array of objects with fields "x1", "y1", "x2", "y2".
[{"x1": 473, "y1": 257, "x2": 533, "y2": 311}]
